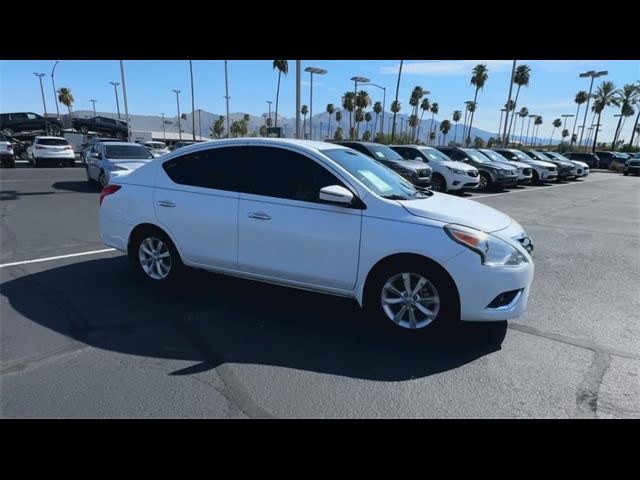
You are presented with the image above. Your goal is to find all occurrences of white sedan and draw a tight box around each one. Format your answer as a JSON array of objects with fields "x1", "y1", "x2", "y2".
[{"x1": 99, "y1": 138, "x2": 534, "y2": 331}]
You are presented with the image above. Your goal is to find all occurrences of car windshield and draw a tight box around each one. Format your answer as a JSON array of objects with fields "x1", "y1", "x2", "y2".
[
  {"x1": 322, "y1": 148, "x2": 428, "y2": 200},
  {"x1": 479, "y1": 149, "x2": 505, "y2": 162},
  {"x1": 104, "y1": 145, "x2": 154, "y2": 160},
  {"x1": 508, "y1": 150, "x2": 533, "y2": 162},
  {"x1": 146, "y1": 143, "x2": 166, "y2": 149},
  {"x1": 38, "y1": 138, "x2": 69, "y2": 146},
  {"x1": 418, "y1": 147, "x2": 451, "y2": 163},
  {"x1": 529, "y1": 151, "x2": 551, "y2": 160},
  {"x1": 549, "y1": 152, "x2": 571, "y2": 161},
  {"x1": 462, "y1": 149, "x2": 492, "y2": 164},
  {"x1": 364, "y1": 144, "x2": 405, "y2": 162}
]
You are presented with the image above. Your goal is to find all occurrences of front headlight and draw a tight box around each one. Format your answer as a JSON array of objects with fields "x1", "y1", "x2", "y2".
[
  {"x1": 446, "y1": 166, "x2": 465, "y2": 174},
  {"x1": 444, "y1": 224, "x2": 528, "y2": 267}
]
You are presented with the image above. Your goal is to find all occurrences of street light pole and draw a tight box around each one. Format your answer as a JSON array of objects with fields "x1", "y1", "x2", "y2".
[
  {"x1": 577, "y1": 70, "x2": 608, "y2": 151},
  {"x1": 296, "y1": 61, "x2": 301, "y2": 139},
  {"x1": 119, "y1": 61, "x2": 131, "y2": 142},
  {"x1": 197, "y1": 109, "x2": 202, "y2": 139},
  {"x1": 498, "y1": 108, "x2": 506, "y2": 141},
  {"x1": 502, "y1": 60, "x2": 517, "y2": 147},
  {"x1": 173, "y1": 89, "x2": 182, "y2": 141},
  {"x1": 110, "y1": 81, "x2": 121, "y2": 119},
  {"x1": 224, "y1": 60, "x2": 231, "y2": 139},
  {"x1": 525, "y1": 114, "x2": 535, "y2": 147},
  {"x1": 306, "y1": 67, "x2": 328, "y2": 141},
  {"x1": 90, "y1": 99, "x2": 98, "y2": 116},
  {"x1": 350, "y1": 76, "x2": 370, "y2": 140},
  {"x1": 51, "y1": 61, "x2": 60, "y2": 118},
  {"x1": 266, "y1": 100, "x2": 272, "y2": 125},
  {"x1": 34, "y1": 73, "x2": 48, "y2": 117},
  {"x1": 189, "y1": 60, "x2": 196, "y2": 141},
  {"x1": 161, "y1": 113, "x2": 166, "y2": 141}
]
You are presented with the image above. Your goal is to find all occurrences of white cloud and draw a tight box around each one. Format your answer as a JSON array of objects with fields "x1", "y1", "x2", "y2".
[{"x1": 379, "y1": 60, "x2": 514, "y2": 76}]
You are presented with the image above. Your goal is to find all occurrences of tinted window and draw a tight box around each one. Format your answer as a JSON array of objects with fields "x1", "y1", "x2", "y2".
[
  {"x1": 418, "y1": 147, "x2": 451, "y2": 163},
  {"x1": 26, "y1": 113, "x2": 39, "y2": 120},
  {"x1": 162, "y1": 146, "x2": 242, "y2": 191},
  {"x1": 12, "y1": 113, "x2": 28, "y2": 120},
  {"x1": 37, "y1": 138, "x2": 69, "y2": 146},
  {"x1": 243, "y1": 146, "x2": 346, "y2": 203},
  {"x1": 104, "y1": 145, "x2": 154, "y2": 159},
  {"x1": 363, "y1": 144, "x2": 404, "y2": 162}
]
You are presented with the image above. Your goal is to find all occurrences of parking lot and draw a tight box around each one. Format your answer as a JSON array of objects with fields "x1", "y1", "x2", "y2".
[{"x1": 1, "y1": 165, "x2": 638, "y2": 418}]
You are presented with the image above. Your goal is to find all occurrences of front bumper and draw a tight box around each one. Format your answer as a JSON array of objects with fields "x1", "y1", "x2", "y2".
[
  {"x1": 443, "y1": 248, "x2": 534, "y2": 322},
  {"x1": 540, "y1": 170, "x2": 558, "y2": 180},
  {"x1": 493, "y1": 175, "x2": 519, "y2": 187},
  {"x1": 625, "y1": 166, "x2": 640, "y2": 175}
]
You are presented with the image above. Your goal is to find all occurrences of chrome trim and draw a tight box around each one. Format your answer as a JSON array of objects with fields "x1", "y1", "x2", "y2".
[{"x1": 486, "y1": 289, "x2": 523, "y2": 311}]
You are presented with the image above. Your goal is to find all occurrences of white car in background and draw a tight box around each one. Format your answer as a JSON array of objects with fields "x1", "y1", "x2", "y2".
[
  {"x1": 27, "y1": 136, "x2": 75, "y2": 167},
  {"x1": 143, "y1": 141, "x2": 171, "y2": 158},
  {"x1": 99, "y1": 138, "x2": 534, "y2": 332},
  {"x1": 544, "y1": 151, "x2": 589, "y2": 178},
  {"x1": 86, "y1": 141, "x2": 155, "y2": 187},
  {"x1": 491, "y1": 148, "x2": 557, "y2": 184},
  {"x1": 479, "y1": 148, "x2": 533, "y2": 184},
  {"x1": 390, "y1": 145, "x2": 479, "y2": 193}
]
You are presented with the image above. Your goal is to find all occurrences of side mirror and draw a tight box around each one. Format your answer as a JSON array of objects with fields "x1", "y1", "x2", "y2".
[
  {"x1": 415, "y1": 156, "x2": 424, "y2": 162},
  {"x1": 319, "y1": 185, "x2": 354, "y2": 205}
]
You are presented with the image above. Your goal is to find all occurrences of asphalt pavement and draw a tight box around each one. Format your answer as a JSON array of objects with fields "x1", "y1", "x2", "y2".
[{"x1": 1, "y1": 166, "x2": 638, "y2": 418}]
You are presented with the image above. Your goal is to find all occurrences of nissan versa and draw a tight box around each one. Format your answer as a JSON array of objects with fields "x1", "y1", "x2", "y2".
[{"x1": 99, "y1": 139, "x2": 534, "y2": 331}]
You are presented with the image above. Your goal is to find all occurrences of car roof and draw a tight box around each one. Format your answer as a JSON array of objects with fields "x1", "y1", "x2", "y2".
[
  {"x1": 97, "y1": 141, "x2": 144, "y2": 147},
  {"x1": 173, "y1": 137, "x2": 351, "y2": 155},
  {"x1": 34, "y1": 136, "x2": 69, "y2": 140}
]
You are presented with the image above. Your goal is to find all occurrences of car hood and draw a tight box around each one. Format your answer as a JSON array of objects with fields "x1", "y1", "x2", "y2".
[
  {"x1": 521, "y1": 158, "x2": 556, "y2": 168},
  {"x1": 491, "y1": 160, "x2": 518, "y2": 171},
  {"x1": 399, "y1": 192, "x2": 512, "y2": 232},
  {"x1": 570, "y1": 160, "x2": 589, "y2": 168},
  {"x1": 439, "y1": 160, "x2": 477, "y2": 172},
  {"x1": 391, "y1": 159, "x2": 432, "y2": 171},
  {"x1": 502, "y1": 160, "x2": 530, "y2": 170}
]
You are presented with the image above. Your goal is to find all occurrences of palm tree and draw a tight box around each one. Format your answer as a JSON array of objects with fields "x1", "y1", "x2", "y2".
[
  {"x1": 342, "y1": 92, "x2": 356, "y2": 139},
  {"x1": 334, "y1": 126, "x2": 344, "y2": 141},
  {"x1": 355, "y1": 90, "x2": 371, "y2": 139},
  {"x1": 612, "y1": 83, "x2": 640, "y2": 149},
  {"x1": 362, "y1": 130, "x2": 371, "y2": 141},
  {"x1": 506, "y1": 64, "x2": 531, "y2": 145},
  {"x1": 211, "y1": 116, "x2": 225, "y2": 139},
  {"x1": 416, "y1": 98, "x2": 430, "y2": 143},
  {"x1": 549, "y1": 118, "x2": 562, "y2": 146},
  {"x1": 591, "y1": 81, "x2": 619, "y2": 152},
  {"x1": 408, "y1": 86, "x2": 425, "y2": 141},
  {"x1": 465, "y1": 102, "x2": 476, "y2": 146},
  {"x1": 364, "y1": 111, "x2": 372, "y2": 136},
  {"x1": 518, "y1": 107, "x2": 529, "y2": 145},
  {"x1": 408, "y1": 114, "x2": 419, "y2": 142},
  {"x1": 572, "y1": 91, "x2": 588, "y2": 144},
  {"x1": 56, "y1": 87, "x2": 74, "y2": 124},
  {"x1": 429, "y1": 102, "x2": 439, "y2": 145},
  {"x1": 533, "y1": 116, "x2": 543, "y2": 147},
  {"x1": 335, "y1": 110, "x2": 343, "y2": 130},
  {"x1": 452, "y1": 110, "x2": 462, "y2": 145},
  {"x1": 439, "y1": 120, "x2": 451, "y2": 145},
  {"x1": 300, "y1": 105, "x2": 309, "y2": 139},
  {"x1": 391, "y1": 60, "x2": 404, "y2": 142},
  {"x1": 272, "y1": 60, "x2": 288, "y2": 128},
  {"x1": 372, "y1": 101, "x2": 382, "y2": 138},
  {"x1": 628, "y1": 82, "x2": 640, "y2": 148},
  {"x1": 429, "y1": 131, "x2": 436, "y2": 145},
  {"x1": 390, "y1": 100, "x2": 401, "y2": 140},
  {"x1": 326, "y1": 103, "x2": 335, "y2": 138},
  {"x1": 561, "y1": 129, "x2": 569, "y2": 145},
  {"x1": 354, "y1": 108, "x2": 365, "y2": 140},
  {"x1": 466, "y1": 64, "x2": 489, "y2": 146}
]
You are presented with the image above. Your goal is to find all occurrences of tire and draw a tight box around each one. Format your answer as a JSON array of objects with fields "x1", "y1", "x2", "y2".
[
  {"x1": 2, "y1": 127, "x2": 14, "y2": 136},
  {"x1": 431, "y1": 173, "x2": 446, "y2": 193},
  {"x1": 18, "y1": 151, "x2": 29, "y2": 160},
  {"x1": 79, "y1": 125, "x2": 89, "y2": 134},
  {"x1": 50, "y1": 124, "x2": 61, "y2": 135},
  {"x1": 98, "y1": 171, "x2": 108, "y2": 188},
  {"x1": 623, "y1": 172, "x2": 628, "y2": 176},
  {"x1": 478, "y1": 172, "x2": 491, "y2": 191},
  {"x1": 115, "y1": 131, "x2": 125, "y2": 140},
  {"x1": 33, "y1": 158, "x2": 40, "y2": 168},
  {"x1": 532, "y1": 170, "x2": 540, "y2": 184},
  {"x1": 131, "y1": 228, "x2": 184, "y2": 283},
  {"x1": 364, "y1": 257, "x2": 459, "y2": 333}
]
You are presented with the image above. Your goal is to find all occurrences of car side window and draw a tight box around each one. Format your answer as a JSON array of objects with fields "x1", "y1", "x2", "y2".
[
  {"x1": 162, "y1": 146, "x2": 243, "y2": 192},
  {"x1": 26, "y1": 113, "x2": 38, "y2": 120},
  {"x1": 241, "y1": 146, "x2": 347, "y2": 204}
]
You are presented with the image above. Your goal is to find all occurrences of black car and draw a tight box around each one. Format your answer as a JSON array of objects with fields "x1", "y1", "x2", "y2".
[
  {"x1": 595, "y1": 151, "x2": 628, "y2": 169},
  {"x1": 522, "y1": 150, "x2": 577, "y2": 180},
  {"x1": 333, "y1": 141, "x2": 432, "y2": 187},
  {"x1": 562, "y1": 152, "x2": 600, "y2": 169},
  {"x1": 79, "y1": 137, "x2": 121, "y2": 164},
  {"x1": 72, "y1": 116, "x2": 128, "y2": 139},
  {"x1": 0, "y1": 112, "x2": 63, "y2": 136},
  {"x1": 623, "y1": 159, "x2": 640, "y2": 176},
  {"x1": 435, "y1": 146, "x2": 519, "y2": 190}
]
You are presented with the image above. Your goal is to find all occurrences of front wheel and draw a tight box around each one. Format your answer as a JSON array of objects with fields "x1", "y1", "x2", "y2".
[
  {"x1": 431, "y1": 174, "x2": 446, "y2": 192},
  {"x1": 98, "y1": 171, "x2": 108, "y2": 187},
  {"x1": 478, "y1": 172, "x2": 491, "y2": 191},
  {"x1": 364, "y1": 259, "x2": 458, "y2": 332},
  {"x1": 532, "y1": 170, "x2": 540, "y2": 184},
  {"x1": 133, "y1": 231, "x2": 184, "y2": 283}
]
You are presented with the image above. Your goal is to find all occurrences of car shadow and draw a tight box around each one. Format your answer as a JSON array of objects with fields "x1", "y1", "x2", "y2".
[
  {"x1": 52, "y1": 181, "x2": 99, "y2": 193},
  {"x1": 1, "y1": 256, "x2": 507, "y2": 381},
  {"x1": 0, "y1": 190, "x2": 59, "y2": 201}
]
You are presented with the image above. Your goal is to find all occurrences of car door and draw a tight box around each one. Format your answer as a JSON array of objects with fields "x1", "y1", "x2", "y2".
[
  {"x1": 153, "y1": 145, "x2": 240, "y2": 269},
  {"x1": 87, "y1": 143, "x2": 103, "y2": 179},
  {"x1": 237, "y1": 145, "x2": 362, "y2": 291}
]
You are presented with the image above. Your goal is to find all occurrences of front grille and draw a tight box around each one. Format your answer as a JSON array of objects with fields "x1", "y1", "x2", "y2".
[
  {"x1": 523, "y1": 168, "x2": 532, "y2": 175},
  {"x1": 467, "y1": 171, "x2": 478, "y2": 177},
  {"x1": 416, "y1": 169, "x2": 431, "y2": 178}
]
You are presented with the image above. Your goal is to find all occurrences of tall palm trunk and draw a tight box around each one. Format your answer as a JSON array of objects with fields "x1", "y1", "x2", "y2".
[
  {"x1": 506, "y1": 86, "x2": 522, "y2": 145},
  {"x1": 327, "y1": 114, "x2": 332, "y2": 138},
  {"x1": 592, "y1": 112, "x2": 603, "y2": 152},
  {"x1": 274, "y1": 71, "x2": 281, "y2": 127},
  {"x1": 612, "y1": 112, "x2": 624, "y2": 149},
  {"x1": 429, "y1": 111, "x2": 435, "y2": 145},
  {"x1": 391, "y1": 60, "x2": 403, "y2": 142},
  {"x1": 462, "y1": 108, "x2": 469, "y2": 145},
  {"x1": 466, "y1": 89, "x2": 480, "y2": 146},
  {"x1": 571, "y1": 103, "x2": 581, "y2": 142},
  {"x1": 302, "y1": 115, "x2": 307, "y2": 139},
  {"x1": 629, "y1": 108, "x2": 640, "y2": 148},
  {"x1": 549, "y1": 127, "x2": 557, "y2": 146},
  {"x1": 373, "y1": 114, "x2": 378, "y2": 140},
  {"x1": 416, "y1": 110, "x2": 426, "y2": 143},
  {"x1": 453, "y1": 121, "x2": 458, "y2": 145}
]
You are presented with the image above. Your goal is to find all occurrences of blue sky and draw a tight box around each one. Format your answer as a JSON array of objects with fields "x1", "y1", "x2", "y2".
[{"x1": 1, "y1": 60, "x2": 638, "y2": 142}]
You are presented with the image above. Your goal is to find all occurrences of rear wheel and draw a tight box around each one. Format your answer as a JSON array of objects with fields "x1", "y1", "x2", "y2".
[
  {"x1": 33, "y1": 157, "x2": 40, "y2": 168},
  {"x1": 2, "y1": 127, "x2": 14, "y2": 136},
  {"x1": 98, "y1": 171, "x2": 108, "y2": 188},
  {"x1": 532, "y1": 170, "x2": 540, "y2": 184},
  {"x1": 132, "y1": 229, "x2": 184, "y2": 283}
]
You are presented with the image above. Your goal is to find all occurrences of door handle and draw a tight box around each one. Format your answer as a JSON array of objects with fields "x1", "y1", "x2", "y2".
[
  {"x1": 248, "y1": 211, "x2": 271, "y2": 220},
  {"x1": 156, "y1": 200, "x2": 176, "y2": 207}
]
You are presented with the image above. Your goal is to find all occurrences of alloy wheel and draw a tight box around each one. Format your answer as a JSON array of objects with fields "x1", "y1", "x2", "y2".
[
  {"x1": 380, "y1": 272, "x2": 440, "y2": 329},
  {"x1": 138, "y1": 237, "x2": 172, "y2": 280}
]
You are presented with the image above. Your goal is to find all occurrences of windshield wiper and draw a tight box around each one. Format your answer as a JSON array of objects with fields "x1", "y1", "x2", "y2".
[{"x1": 381, "y1": 194, "x2": 410, "y2": 200}]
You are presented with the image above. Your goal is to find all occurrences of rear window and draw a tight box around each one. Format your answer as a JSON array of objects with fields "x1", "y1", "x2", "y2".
[
  {"x1": 104, "y1": 145, "x2": 154, "y2": 159},
  {"x1": 37, "y1": 138, "x2": 70, "y2": 146}
]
